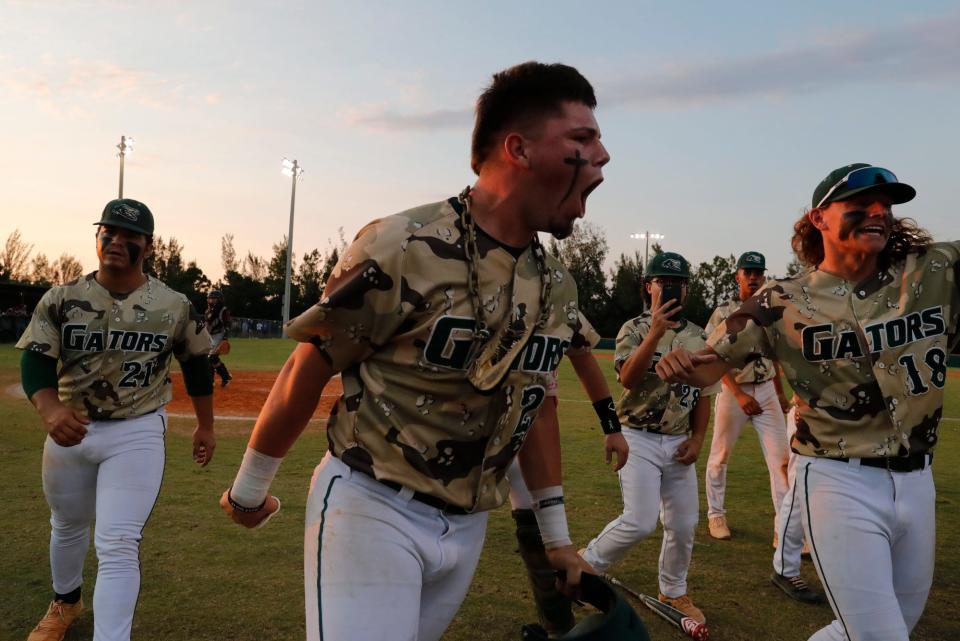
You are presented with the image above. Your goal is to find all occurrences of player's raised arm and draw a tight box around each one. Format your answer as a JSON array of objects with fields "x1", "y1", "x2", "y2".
[{"x1": 618, "y1": 299, "x2": 682, "y2": 389}]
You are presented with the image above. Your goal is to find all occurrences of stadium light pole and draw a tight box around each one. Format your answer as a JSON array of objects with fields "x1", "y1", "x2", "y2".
[
  {"x1": 630, "y1": 231, "x2": 665, "y2": 268},
  {"x1": 281, "y1": 158, "x2": 304, "y2": 337},
  {"x1": 116, "y1": 135, "x2": 135, "y2": 198}
]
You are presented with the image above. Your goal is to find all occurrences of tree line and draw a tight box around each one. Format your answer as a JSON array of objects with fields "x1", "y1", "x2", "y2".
[{"x1": 2, "y1": 225, "x2": 801, "y2": 334}]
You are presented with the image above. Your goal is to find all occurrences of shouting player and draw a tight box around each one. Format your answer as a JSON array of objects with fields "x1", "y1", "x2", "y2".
[
  {"x1": 17, "y1": 198, "x2": 215, "y2": 641},
  {"x1": 656, "y1": 164, "x2": 958, "y2": 640},
  {"x1": 219, "y1": 61, "x2": 609, "y2": 641}
]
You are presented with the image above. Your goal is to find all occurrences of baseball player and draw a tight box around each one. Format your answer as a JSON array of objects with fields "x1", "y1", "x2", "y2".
[
  {"x1": 704, "y1": 251, "x2": 791, "y2": 544},
  {"x1": 579, "y1": 252, "x2": 718, "y2": 625},
  {"x1": 509, "y1": 313, "x2": 628, "y2": 636},
  {"x1": 205, "y1": 289, "x2": 232, "y2": 387},
  {"x1": 17, "y1": 198, "x2": 215, "y2": 641},
  {"x1": 656, "y1": 163, "x2": 958, "y2": 640},
  {"x1": 219, "y1": 61, "x2": 610, "y2": 641}
]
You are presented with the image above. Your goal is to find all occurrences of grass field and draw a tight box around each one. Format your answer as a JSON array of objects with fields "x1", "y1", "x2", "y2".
[{"x1": 1, "y1": 338, "x2": 958, "y2": 641}]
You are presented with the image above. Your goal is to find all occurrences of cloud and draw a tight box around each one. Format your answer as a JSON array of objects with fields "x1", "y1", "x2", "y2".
[
  {"x1": 343, "y1": 12, "x2": 960, "y2": 131},
  {"x1": 341, "y1": 103, "x2": 470, "y2": 131},
  {"x1": 0, "y1": 56, "x2": 180, "y2": 114},
  {"x1": 604, "y1": 14, "x2": 960, "y2": 108}
]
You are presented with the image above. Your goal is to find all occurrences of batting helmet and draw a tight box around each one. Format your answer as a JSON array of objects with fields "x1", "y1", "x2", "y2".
[{"x1": 521, "y1": 573, "x2": 650, "y2": 641}]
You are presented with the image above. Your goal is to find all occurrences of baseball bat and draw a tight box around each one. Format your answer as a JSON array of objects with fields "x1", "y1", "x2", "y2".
[{"x1": 602, "y1": 574, "x2": 710, "y2": 641}]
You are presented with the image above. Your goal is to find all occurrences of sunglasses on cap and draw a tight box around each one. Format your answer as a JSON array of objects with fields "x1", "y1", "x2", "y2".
[{"x1": 815, "y1": 166, "x2": 900, "y2": 209}]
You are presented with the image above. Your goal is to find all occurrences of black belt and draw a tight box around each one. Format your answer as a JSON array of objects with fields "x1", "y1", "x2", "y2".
[
  {"x1": 834, "y1": 451, "x2": 932, "y2": 473},
  {"x1": 344, "y1": 460, "x2": 471, "y2": 515},
  {"x1": 629, "y1": 425, "x2": 665, "y2": 435}
]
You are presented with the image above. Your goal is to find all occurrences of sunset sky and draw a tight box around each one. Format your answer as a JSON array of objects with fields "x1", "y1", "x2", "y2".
[{"x1": 2, "y1": 1, "x2": 958, "y2": 282}]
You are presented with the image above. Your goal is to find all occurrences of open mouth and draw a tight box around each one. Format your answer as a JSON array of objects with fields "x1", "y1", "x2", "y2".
[
  {"x1": 579, "y1": 178, "x2": 603, "y2": 213},
  {"x1": 856, "y1": 224, "x2": 887, "y2": 237}
]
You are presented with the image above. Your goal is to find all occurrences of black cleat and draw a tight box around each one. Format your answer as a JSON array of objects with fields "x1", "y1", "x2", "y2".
[{"x1": 771, "y1": 572, "x2": 824, "y2": 604}]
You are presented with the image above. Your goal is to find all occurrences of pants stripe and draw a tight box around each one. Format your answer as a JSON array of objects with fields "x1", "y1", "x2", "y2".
[
  {"x1": 803, "y1": 461, "x2": 850, "y2": 640},
  {"x1": 776, "y1": 475, "x2": 799, "y2": 574},
  {"x1": 316, "y1": 475, "x2": 342, "y2": 641}
]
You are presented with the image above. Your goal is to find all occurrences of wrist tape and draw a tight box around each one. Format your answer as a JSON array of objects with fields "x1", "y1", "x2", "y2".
[
  {"x1": 592, "y1": 397, "x2": 621, "y2": 434},
  {"x1": 230, "y1": 447, "x2": 283, "y2": 509},
  {"x1": 530, "y1": 486, "x2": 571, "y2": 548}
]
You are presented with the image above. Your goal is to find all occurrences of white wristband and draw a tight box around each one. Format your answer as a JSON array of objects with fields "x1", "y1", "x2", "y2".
[
  {"x1": 530, "y1": 485, "x2": 572, "y2": 549},
  {"x1": 230, "y1": 447, "x2": 283, "y2": 508}
]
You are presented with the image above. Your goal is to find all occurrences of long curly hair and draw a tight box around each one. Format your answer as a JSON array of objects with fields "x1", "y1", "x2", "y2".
[{"x1": 791, "y1": 210, "x2": 933, "y2": 268}]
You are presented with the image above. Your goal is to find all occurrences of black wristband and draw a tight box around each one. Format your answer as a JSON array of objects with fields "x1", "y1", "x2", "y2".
[
  {"x1": 227, "y1": 488, "x2": 266, "y2": 513},
  {"x1": 592, "y1": 397, "x2": 621, "y2": 434}
]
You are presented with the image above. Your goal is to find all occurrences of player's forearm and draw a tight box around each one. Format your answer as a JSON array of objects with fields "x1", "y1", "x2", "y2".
[
  {"x1": 618, "y1": 332, "x2": 662, "y2": 390},
  {"x1": 29, "y1": 387, "x2": 62, "y2": 415},
  {"x1": 189, "y1": 394, "x2": 214, "y2": 431},
  {"x1": 720, "y1": 372, "x2": 743, "y2": 396},
  {"x1": 682, "y1": 348, "x2": 731, "y2": 388},
  {"x1": 517, "y1": 399, "x2": 561, "y2": 490},
  {"x1": 569, "y1": 351, "x2": 612, "y2": 401},
  {"x1": 248, "y1": 342, "x2": 334, "y2": 457}
]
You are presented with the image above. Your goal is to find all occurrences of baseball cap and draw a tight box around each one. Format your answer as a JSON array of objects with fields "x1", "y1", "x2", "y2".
[
  {"x1": 736, "y1": 251, "x2": 766, "y2": 270},
  {"x1": 812, "y1": 163, "x2": 916, "y2": 209},
  {"x1": 94, "y1": 198, "x2": 155, "y2": 236},
  {"x1": 645, "y1": 252, "x2": 691, "y2": 279}
]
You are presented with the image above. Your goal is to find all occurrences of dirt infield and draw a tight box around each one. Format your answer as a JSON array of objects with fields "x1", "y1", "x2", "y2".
[{"x1": 168, "y1": 371, "x2": 342, "y2": 419}]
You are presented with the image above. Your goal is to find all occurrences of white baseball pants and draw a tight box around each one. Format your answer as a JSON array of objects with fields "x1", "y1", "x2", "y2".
[
  {"x1": 799, "y1": 456, "x2": 934, "y2": 641},
  {"x1": 773, "y1": 407, "x2": 806, "y2": 577},
  {"x1": 580, "y1": 429, "x2": 698, "y2": 598},
  {"x1": 41, "y1": 411, "x2": 166, "y2": 641},
  {"x1": 706, "y1": 380, "x2": 789, "y2": 529},
  {"x1": 304, "y1": 454, "x2": 488, "y2": 641}
]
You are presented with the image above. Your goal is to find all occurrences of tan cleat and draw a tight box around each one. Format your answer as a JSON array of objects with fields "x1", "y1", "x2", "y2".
[
  {"x1": 773, "y1": 531, "x2": 779, "y2": 550},
  {"x1": 27, "y1": 599, "x2": 84, "y2": 641},
  {"x1": 801, "y1": 540, "x2": 812, "y2": 558},
  {"x1": 658, "y1": 593, "x2": 706, "y2": 624},
  {"x1": 708, "y1": 515, "x2": 731, "y2": 540}
]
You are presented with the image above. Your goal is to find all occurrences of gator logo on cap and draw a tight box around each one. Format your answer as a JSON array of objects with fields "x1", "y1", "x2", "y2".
[
  {"x1": 662, "y1": 258, "x2": 682, "y2": 271},
  {"x1": 113, "y1": 204, "x2": 140, "y2": 222},
  {"x1": 745, "y1": 254, "x2": 762, "y2": 263}
]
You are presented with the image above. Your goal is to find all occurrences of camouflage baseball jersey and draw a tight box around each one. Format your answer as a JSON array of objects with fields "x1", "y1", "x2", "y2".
[
  {"x1": 286, "y1": 197, "x2": 589, "y2": 512},
  {"x1": 16, "y1": 273, "x2": 212, "y2": 420},
  {"x1": 709, "y1": 241, "x2": 960, "y2": 459},
  {"x1": 706, "y1": 299, "x2": 777, "y2": 384},
  {"x1": 614, "y1": 313, "x2": 719, "y2": 436}
]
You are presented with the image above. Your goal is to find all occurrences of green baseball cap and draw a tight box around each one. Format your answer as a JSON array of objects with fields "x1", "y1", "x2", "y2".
[
  {"x1": 811, "y1": 163, "x2": 916, "y2": 209},
  {"x1": 736, "y1": 251, "x2": 766, "y2": 270},
  {"x1": 645, "y1": 251, "x2": 691, "y2": 279},
  {"x1": 93, "y1": 198, "x2": 155, "y2": 236}
]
